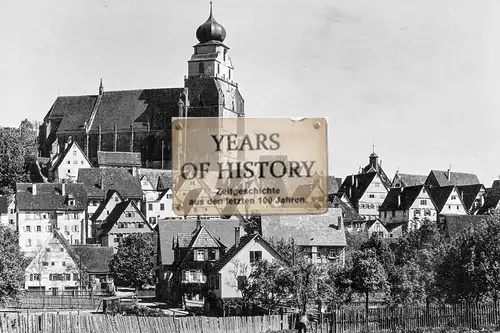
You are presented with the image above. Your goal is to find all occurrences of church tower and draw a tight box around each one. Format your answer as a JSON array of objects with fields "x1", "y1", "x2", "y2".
[{"x1": 184, "y1": 3, "x2": 245, "y2": 118}]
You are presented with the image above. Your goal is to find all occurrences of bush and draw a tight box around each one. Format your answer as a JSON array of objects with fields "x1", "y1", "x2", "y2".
[
  {"x1": 265, "y1": 330, "x2": 297, "y2": 333},
  {"x1": 107, "y1": 302, "x2": 167, "y2": 317}
]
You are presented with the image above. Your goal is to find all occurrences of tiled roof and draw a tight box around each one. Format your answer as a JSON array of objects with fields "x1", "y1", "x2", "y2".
[
  {"x1": 189, "y1": 226, "x2": 224, "y2": 248},
  {"x1": 338, "y1": 172, "x2": 378, "y2": 208},
  {"x1": 45, "y1": 96, "x2": 97, "y2": 133},
  {"x1": 45, "y1": 89, "x2": 184, "y2": 133},
  {"x1": 89, "y1": 89, "x2": 183, "y2": 132},
  {"x1": 261, "y1": 208, "x2": 346, "y2": 247},
  {"x1": 427, "y1": 186, "x2": 458, "y2": 212},
  {"x1": 379, "y1": 185, "x2": 425, "y2": 211},
  {"x1": 97, "y1": 151, "x2": 142, "y2": 167},
  {"x1": 328, "y1": 195, "x2": 364, "y2": 222},
  {"x1": 51, "y1": 141, "x2": 92, "y2": 171},
  {"x1": 442, "y1": 215, "x2": 486, "y2": 238},
  {"x1": 77, "y1": 168, "x2": 143, "y2": 200},
  {"x1": 99, "y1": 200, "x2": 153, "y2": 237},
  {"x1": 362, "y1": 162, "x2": 391, "y2": 188},
  {"x1": 457, "y1": 184, "x2": 485, "y2": 211},
  {"x1": 327, "y1": 176, "x2": 340, "y2": 194},
  {"x1": 70, "y1": 245, "x2": 114, "y2": 274},
  {"x1": 385, "y1": 222, "x2": 405, "y2": 232},
  {"x1": 173, "y1": 233, "x2": 194, "y2": 249},
  {"x1": 138, "y1": 169, "x2": 172, "y2": 190},
  {"x1": 426, "y1": 170, "x2": 480, "y2": 187},
  {"x1": 157, "y1": 173, "x2": 173, "y2": 191},
  {"x1": 158, "y1": 218, "x2": 241, "y2": 265},
  {"x1": 477, "y1": 186, "x2": 500, "y2": 214},
  {"x1": 16, "y1": 183, "x2": 87, "y2": 211},
  {"x1": 365, "y1": 219, "x2": 386, "y2": 230},
  {"x1": 393, "y1": 173, "x2": 427, "y2": 187},
  {"x1": 0, "y1": 196, "x2": 7, "y2": 214},
  {"x1": 211, "y1": 234, "x2": 258, "y2": 273}
]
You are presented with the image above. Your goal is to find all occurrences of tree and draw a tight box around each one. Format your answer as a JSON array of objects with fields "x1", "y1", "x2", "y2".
[
  {"x1": 350, "y1": 249, "x2": 389, "y2": 314},
  {"x1": 265, "y1": 236, "x2": 334, "y2": 313},
  {"x1": 390, "y1": 221, "x2": 445, "y2": 306},
  {"x1": 0, "y1": 119, "x2": 39, "y2": 194},
  {"x1": 0, "y1": 226, "x2": 28, "y2": 304},
  {"x1": 345, "y1": 230, "x2": 369, "y2": 267},
  {"x1": 110, "y1": 234, "x2": 155, "y2": 290},
  {"x1": 435, "y1": 211, "x2": 500, "y2": 304},
  {"x1": 239, "y1": 259, "x2": 294, "y2": 314},
  {"x1": 360, "y1": 234, "x2": 395, "y2": 274}
]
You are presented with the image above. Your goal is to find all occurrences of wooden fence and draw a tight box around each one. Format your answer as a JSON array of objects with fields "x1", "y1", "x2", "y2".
[
  {"x1": 0, "y1": 313, "x2": 288, "y2": 333},
  {"x1": 5, "y1": 296, "x2": 100, "y2": 310},
  {"x1": 292, "y1": 302, "x2": 500, "y2": 333}
]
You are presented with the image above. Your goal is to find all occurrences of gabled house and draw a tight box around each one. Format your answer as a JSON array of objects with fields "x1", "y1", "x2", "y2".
[
  {"x1": 16, "y1": 183, "x2": 88, "y2": 255},
  {"x1": 70, "y1": 244, "x2": 115, "y2": 293},
  {"x1": 156, "y1": 218, "x2": 241, "y2": 302},
  {"x1": 140, "y1": 175, "x2": 160, "y2": 202},
  {"x1": 96, "y1": 199, "x2": 155, "y2": 250},
  {"x1": 77, "y1": 168, "x2": 143, "y2": 216},
  {"x1": 49, "y1": 140, "x2": 92, "y2": 183},
  {"x1": 366, "y1": 219, "x2": 389, "y2": 238},
  {"x1": 425, "y1": 169, "x2": 480, "y2": 188},
  {"x1": 379, "y1": 185, "x2": 438, "y2": 230},
  {"x1": 427, "y1": 186, "x2": 468, "y2": 216},
  {"x1": 97, "y1": 151, "x2": 142, "y2": 177},
  {"x1": 339, "y1": 172, "x2": 389, "y2": 220},
  {"x1": 170, "y1": 223, "x2": 227, "y2": 303},
  {"x1": 477, "y1": 184, "x2": 500, "y2": 215},
  {"x1": 142, "y1": 189, "x2": 180, "y2": 227},
  {"x1": 206, "y1": 231, "x2": 286, "y2": 306},
  {"x1": 391, "y1": 172, "x2": 427, "y2": 188},
  {"x1": 25, "y1": 230, "x2": 81, "y2": 294},
  {"x1": 90, "y1": 190, "x2": 124, "y2": 240},
  {"x1": 261, "y1": 208, "x2": 346, "y2": 266},
  {"x1": 457, "y1": 184, "x2": 486, "y2": 215},
  {"x1": 328, "y1": 195, "x2": 365, "y2": 232}
]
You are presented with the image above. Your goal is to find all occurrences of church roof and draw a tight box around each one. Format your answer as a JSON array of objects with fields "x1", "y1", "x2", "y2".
[{"x1": 44, "y1": 88, "x2": 183, "y2": 133}]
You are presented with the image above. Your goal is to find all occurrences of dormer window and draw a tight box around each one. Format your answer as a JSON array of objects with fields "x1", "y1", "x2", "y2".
[{"x1": 68, "y1": 199, "x2": 75, "y2": 206}]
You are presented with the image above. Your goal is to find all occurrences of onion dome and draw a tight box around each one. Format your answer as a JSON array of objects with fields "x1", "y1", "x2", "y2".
[{"x1": 196, "y1": 2, "x2": 226, "y2": 43}]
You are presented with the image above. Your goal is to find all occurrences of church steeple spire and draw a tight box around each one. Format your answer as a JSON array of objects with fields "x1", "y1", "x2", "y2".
[
  {"x1": 99, "y1": 78, "x2": 104, "y2": 95},
  {"x1": 196, "y1": 2, "x2": 227, "y2": 44}
]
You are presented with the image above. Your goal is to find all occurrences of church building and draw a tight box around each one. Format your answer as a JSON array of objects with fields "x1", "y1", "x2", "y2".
[{"x1": 38, "y1": 5, "x2": 245, "y2": 169}]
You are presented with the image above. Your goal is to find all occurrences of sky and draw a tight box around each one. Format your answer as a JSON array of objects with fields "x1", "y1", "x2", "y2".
[{"x1": 1, "y1": 0, "x2": 499, "y2": 186}]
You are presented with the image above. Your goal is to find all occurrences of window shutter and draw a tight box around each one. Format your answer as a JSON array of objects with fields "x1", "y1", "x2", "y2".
[{"x1": 204, "y1": 249, "x2": 208, "y2": 260}]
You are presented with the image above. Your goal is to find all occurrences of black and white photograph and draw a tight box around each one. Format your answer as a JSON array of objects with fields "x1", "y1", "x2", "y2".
[{"x1": 1, "y1": 0, "x2": 500, "y2": 332}]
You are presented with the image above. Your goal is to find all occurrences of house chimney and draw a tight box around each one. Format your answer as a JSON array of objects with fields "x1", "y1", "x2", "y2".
[
  {"x1": 65, "y1": 136, "x2": 72, "y2": 150},
  {"x1": 196, "y1": 219, "x2": 201, "y2": 229},
  {"x1": 61, "y1": 183, "x2": 66, "y2": 196},
  {"x1": 235, "y1": 226, "x2": 241, "y2": 246},
  {"x1": 397, "y1": 194, "x2": 401, "y2": 208},
  {"x1": 447, "y1": 168, "x2": 451, "y2": 181},
  {"x1": 32, "y1": 184, "x2": 37, "y2": 195}
]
